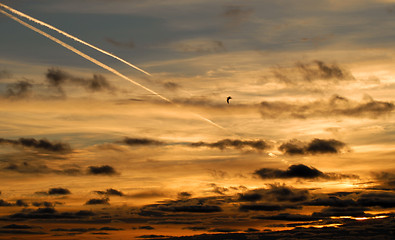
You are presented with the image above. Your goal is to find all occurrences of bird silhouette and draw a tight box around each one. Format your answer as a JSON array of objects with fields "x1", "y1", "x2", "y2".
[{"x1": 227, "y1": 96, "x2": 232, "y2": 104}]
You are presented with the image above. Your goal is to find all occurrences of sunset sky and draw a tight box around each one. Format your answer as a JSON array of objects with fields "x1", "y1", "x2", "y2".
[{"x1": 0, "y1": 0, "x2": 394, "y2": 239}]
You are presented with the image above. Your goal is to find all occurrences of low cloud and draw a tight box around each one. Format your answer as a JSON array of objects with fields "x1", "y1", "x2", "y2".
[
  {"x1": 5, "y1": 80, "x2": 33, "y2": 99},
  {"x1": 0, "y1": 137, "x2": 71, "y2": 153},
  {"x1": 279, "y1": 138, "x2": 346, "y2": 155},
  {"x1": 105, "y1": 38, "x2": 135, "y2": 49},
  {"x1": 190, "y1": 139, "x2": 270, "y2": 151},
  {"x1": 36, "y1": 187, "x2": 71, "y2": 196},
  {"x1": 174, "y1": 39, "x2": 226, "y2": 53},
  {"x1": 271, "y1": 60, "x2": 355, "y2": 85},
  {"x1": 122, "y1": 137, "x2": 164, "y2": 146},
  {"x1": 254, "y1": 164, "x2": 358, "y2": 180},
  {"x1": 46, "y1": 68, "x2": 116, "y2": 95},
  {"x1": 3, "y1": 162, "x2": 81, "y2": 175},
  {"x1": 85, "y1": 198, "x2": 110, "y2": 205},
  {"x1": 87, "y1": 165, "x2": 118, "y2": 176},
  {"x1": 8, "y1": 207, "x2": 95, "y2": 220},
  {"x1": 254, "y1": 164, "x2": 325, "y2": 179},
  {"x1": 222, "y1": 5, "x2": 253, "y2": 29},
  {"x1": 260, "y1": 95, "x2": 394, "y2": 119},
  {"x1": 95, "y1": 188, "x2": 124, "y2": 197}
]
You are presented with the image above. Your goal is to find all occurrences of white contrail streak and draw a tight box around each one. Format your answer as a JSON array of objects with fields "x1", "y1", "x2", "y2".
[
  {"x1": 0, "y1": 9, "x2": 229, "y2": 132},
  {"x1": 0, "y1": 3, "x2": 151, "y2": 76},
  {"x1": 0, "y1": 9, "x2": 168, "y2": 102}
]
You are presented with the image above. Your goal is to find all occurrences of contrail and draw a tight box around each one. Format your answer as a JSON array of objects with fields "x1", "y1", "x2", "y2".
[
  {"x1": 0, "y1": 9, "x2": 168, "y2": 102},
  {"x1": 0, "y1": 3, "x2": 151, "y2": 76},
  {"x1": 0, "y1": 9, "x2": 230, "y2": 133}
]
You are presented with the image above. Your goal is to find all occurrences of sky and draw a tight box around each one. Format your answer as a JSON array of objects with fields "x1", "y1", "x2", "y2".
[{"x1": 0, "y1": 0, "x2": 394, "y2": 239}]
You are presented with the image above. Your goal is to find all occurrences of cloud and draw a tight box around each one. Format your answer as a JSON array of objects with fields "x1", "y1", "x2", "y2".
[
  {"x1": 259, "y1": 95, "x2": 394, "y2": 119},
  {"x1": 279, "y1": 138, "x2": 346, "y2": 155},
  {"x1": 36, "y1": 187, "x2": 71, "y2": 196},
  {"x1": 2, "y1": 224, "x2": 37, "y2": 229},
  {"x1": 222, "y1": 5, "x2": 253, "y2": 29},
  {"x1": 190, "y1": 139, "x2": 271, "y2": 151},
  {"x1": 239, "y1": 203, "x2": 299, "y2": 212},
  {"x1": 3, "y1": 162, "x2": 81, "y2": 175},
  {"x1": 5, "y1": 80, "x2": 33, "y2": 98},
  {"x1": 173, "y1": 39, "x2": 226, "y2": 53},
  {"x1": 306, "y1": 196, "x2": 357, "y2": 207},
  {"x1": 0, "y1": 70, "x2": 12, "y2": 80},
  {"x1": 8, "y1": 207, "x2": 95, "y2": 219},
  {"x1": 85, "y1": 198, "x2": 110, "y2": 205},
  {"x1": 87, "y1": 165, "x2": 118, "y2": 176},
  {"x1": 0, "y1": 137, "x2": 71, "y2": 153},
  {"x1": 356, "y1": 192, "x2": 395, "y2": 208},
  {"x1": 105, "y1": 38, "x2": 135, "y2": 49},
  {"x1": 95, "y1": 188, "x2": 124, "y2": 196},
  {"x1": 270, "y1": 60, "x2": 355, "y2": 85},
  {"x1": 122, "y1": 137, "x2": 164, "y2": 146},
  {"x1": 254, "y1": 164, "x2": 325, "y2": 179},
  {"x1": 46, "y1": 68, "x2": 116, "y2": 95},
  {"x1": 254, "y1": 164, "x2": 358, "y2": 181}
]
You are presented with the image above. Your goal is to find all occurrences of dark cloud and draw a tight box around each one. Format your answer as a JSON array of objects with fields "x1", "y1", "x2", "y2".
[
  {"x1": 271, "y1": 60, "x2": 355, "y2": 85},
  {"x1": 3, "y1": 162, "x2": 81, "y2": 175},
  {"x1": 239, "y1": 203, "x2": 299, "y2": 212},
  {"x1": 85, "y1": 198, "x2": 110, "y2": 205},
  {"x1": 312, "y1": 206, "x2": 369, "y2": 217},
  {"x1": 254, "y1": 164, "x2": 325, "y2": 179},
  {"x1": 0, "y1": 137, "x2": 71, "y2": 153},
  {"x1": 238, "y1": 193, "x2": 262, "y2": 202},
  {"x1": 208, "y1": 228, "x2": 240, "y2": 233},
  {"x1": 356, "y1": 192, "x2": 395, "y2": 208},
  {"x1": 163, "y1": 82, "x2": 180, "y2": 91},
  {"x1": 0, "y1": 70, "x2": 12, "y2": 79},
  {"x1": 87, "y1": 165, "x2": 118, "y2": 176},
  {"x1": 8, "y1": 207, "x2": 95, "y2": 220},
  {"x1": 306, "y1": 196, "x2": 357, "y2": 207},
  {"x1": 279, "y1": 138, "x2": 346, "y2": 155},
  {"x1": 178, "y1": 192, "x2": 192, "y2": 199},
  {"x1": 254, "y1": 213, "x2": 321, "y2": 222},
  {"x1": 190, "y1": 139, "x2": 270, "y2": 151},
  {"x1": 2, "y1": 224, "x2": 36, "y2": 229},
  {"x1": 129, "y1": 190, "x2": 165, "y2": 199},
  {"x1": 48, "y1": 188, "x2": 71, "y2": 195},
  {"x1": 5, "y1": 80, "x2": 33, "y2": 98},
  {"x1": 138, "y1": 226, "x2": 155, "y2": 230},
  {"x1": 46, "y1": 68, "x2": 116, "y2": 95},
  {"x1": 122, "y1": 137, "x2": 164, "y2": 146},
  {"x1": 105, "y1": 38, "x2": 135, "y2": 49},
  {"x1": 222, "y1": 5, "x2": 253, "y2": 29},
  {"x1": 175, "y1": 40, "x2": 226, "y2": 53},
  {"x1": 15, "y1": 199, "x2": 28, "y2": 207},
  {"x1": 369, "y1": 171, "x2": 395, "y2": 190},
  {"x1": 0, "y1": 199, "x2": 14, "y2": 206},
  {"x1": 259, "y1": 95, "x2": 394, "y2": 119},
  {"x1": 95, "y1": 188, "x2": 124, "y2": 196}
]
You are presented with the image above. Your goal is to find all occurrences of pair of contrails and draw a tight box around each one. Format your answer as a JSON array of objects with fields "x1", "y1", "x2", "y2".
[{"x1": 0, "y1": 3, "x2": 228, "y2": 132}]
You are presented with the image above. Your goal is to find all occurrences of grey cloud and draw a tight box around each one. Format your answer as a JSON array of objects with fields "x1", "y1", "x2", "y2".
[
  {"x1": 239, "y1": 184, "x2": 310, "y2": 204},
  {"x1": 46, "y1": 68, "x2": 116, "y2": 95},
  {"x1": 260, "y1": 95, "x2": 394, "y2": 119},
  {"x1": 87, "y1": 165, "x2": 118, "y2": 176},
  {"x1": 356, "y1": 192, "x2": 395, "y2": 208},
  {"x1": 254, "y1": 164, "x2": 358, "y2": 180},
  {"x1": 279, "y1": 138, "x2": 347, "y2": 155},
  {"x1": 5, "y1": 80, "x2": 33, "y2": 98},
  {"x1": 36, "y1": 187, "x2": 71, "y2": 196},
  {"x1": 95, "y1": 188, "x2": 124, "y2": 197},
  {"x1": 122, "y1": 137, "x2": 164, "y2": 146},
  {"x1": 271, "y1": 60, "x2": 355, "y2": 85},
  {"x1": 105, "y1": 38, "x2": 135, "y2": 49},
  {"x1": 239, "y1": 203, "x2": 299, "y2": 212},
  {"x1": 175, "y1": 40, "x2": 226, "y2": 53},
  {"x1": 190, "y1": 139, "x2": 270, "y2": 151},
  {"x1": 8, "y1": 207, "x2": 95, "y2": 220},
  {"x1": 222, "y1": 5, "x2": 253, "y2": 29},
  {"x1": 0, "y1": 137, "x2": 71, "y2": 153},
  {"x1": 0, "y1": 70, "x2": 12, "y2": 80},
  {"x1": 85, "y1": 198, "x2": 110, "y2": 205},
  {"x1": 3, "y1": 162, "x2": 81, "y2": 175},
  {"x1": 254, "y1": 164, "x2": 325, "y2": 179}
]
